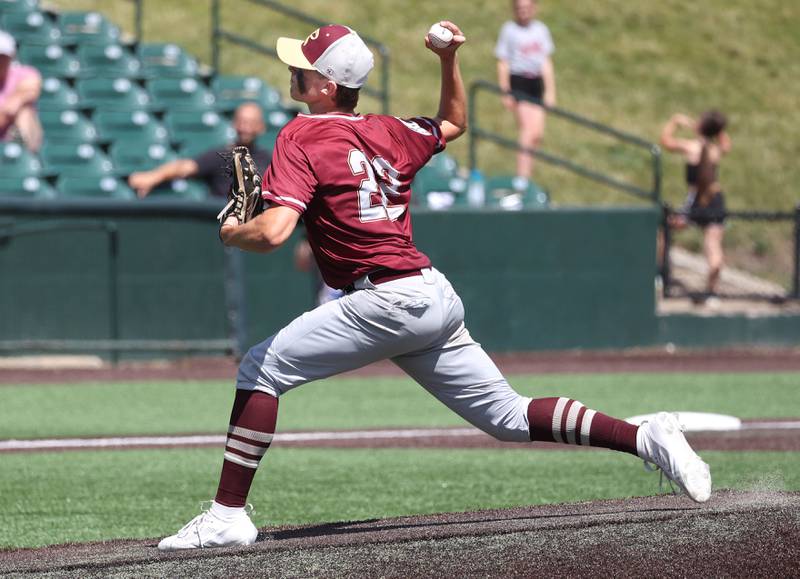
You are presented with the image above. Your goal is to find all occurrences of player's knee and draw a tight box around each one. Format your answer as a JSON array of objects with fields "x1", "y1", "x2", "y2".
[
  {"x1": 236, "y1": 340, "x2": 281, "y2": 397},
  {"x1": 488, "y1": 426, "x2": 528, "y2": 443},
  {"x1": 480, "y1": 394, "x2": 532, "y2": 443}
]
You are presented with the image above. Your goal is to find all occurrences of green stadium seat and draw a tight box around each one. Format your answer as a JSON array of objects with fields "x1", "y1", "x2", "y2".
[
  {"x1": 147, "y1": 77, "x2": 215, "y2": 112},
  {"x1": 109, "y1": 141, "x2": 177, "y2": 175},
  {"x1": 164, "y1": 110, "x2": 234, "y2": 148},
  {"x1": 76, "y1": 43, "x2": 141, "y2": 78},
  {"x1": 76, "y1": 77, "x2": 151, "y2": 110},
  {"x1": 56, "y1": 175, "x2": 135, "y2": 199},
  {"x1": 0, "y1": 176, "x2": 57, "y2": 198},
  {"x1": 255, "y1": 126, "x2": 280, "y2": 152},
  {"x1": 38, "y1": 109, "x2": 98, "y2": 144},
  {"x1": 177, "y1": 140, "x2": 224, "y2": 159},
  {"x1": 16, "y1": 43, "x2": 83, "y2": 79},
  {"x1": 137, "y1": 43, "x2": 199, "y2": 79},
  {"x1": 93, "y1": 110, "x2": 168, "y2": 145},
  {"x1": 38, "y1": 77, "x2": 79, "y2": 111},
  {"x1": 264, "y1": 107, "x2": 293, "y2": 130},
  {"x1": 0, "y1": 0, "x2": 40, "y2": 15},
  {"x1": 485, "y1": 175, "x2": 549, "y2": 210},
  {"x1": 147, "y1": 178, "x2": 209, "y2": 200},
  {"x1": 57, "y1": 11, "x2": 120, "y2": 46},
  {"x1": 0, "y1": 143, "x2": 42, "y2": 177},
  {"x1": 211, "y1": 75, "x2": 281, "y2": 113},
  {"x1": 412, "y1": 165, "x2": 468, "y2": 210},
  {"x1": 41, "y1": 142, "x2": 113, "y2": 177},
  {"x1": 0, "y1": 11, "x2": 61, "y2": 44},
  {"x1": 426, "y1": 152, "x2": 460, "y2": 176},
  {"x1": 0, "y1": 141, "x2": 43, "y2": 177}
]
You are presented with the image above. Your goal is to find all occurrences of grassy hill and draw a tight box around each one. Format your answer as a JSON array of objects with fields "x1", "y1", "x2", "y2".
[{"x1": 50, "y1": 0, "x2": 799, "y2": 285}]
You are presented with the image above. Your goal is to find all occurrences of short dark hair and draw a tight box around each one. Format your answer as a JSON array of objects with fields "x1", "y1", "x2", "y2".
[
  {"x1": 698, "y1": 110, "x2": 727, "y2": 138},
  {"x1": 334, "y1": 85, "x2": 360, "y2": 110}
]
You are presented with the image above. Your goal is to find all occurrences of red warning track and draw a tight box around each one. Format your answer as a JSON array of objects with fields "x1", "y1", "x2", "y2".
[{"x1": 2, "y1": 348, "x2": 800, "y2": 384}]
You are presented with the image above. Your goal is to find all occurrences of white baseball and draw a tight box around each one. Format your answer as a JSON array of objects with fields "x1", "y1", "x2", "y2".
[{"x1": 428, "y1": 23, "x2": 454, "y2": 48}]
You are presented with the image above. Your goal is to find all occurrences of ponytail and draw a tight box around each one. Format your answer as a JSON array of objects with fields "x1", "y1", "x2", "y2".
[{"x1": 695, "y1": 142, "x2": 715, "y2": 207}]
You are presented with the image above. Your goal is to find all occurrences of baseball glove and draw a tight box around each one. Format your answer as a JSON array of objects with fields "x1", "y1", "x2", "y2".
[{"x1": 216, "y1": 146, "x2": 264, "y2": 224}]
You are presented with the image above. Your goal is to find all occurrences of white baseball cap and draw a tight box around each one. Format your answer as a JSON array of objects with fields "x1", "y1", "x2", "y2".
[
  {"x1": 276, "y1": 24, "x2": 374, "y2": 89},
  {"x1": 0, "y1": 30, "x2": 16, "y2": 57}
]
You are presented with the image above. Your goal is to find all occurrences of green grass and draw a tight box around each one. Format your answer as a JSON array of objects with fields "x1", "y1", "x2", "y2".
[
  {"x1": 1, "y1": 448, "x2": 797, "y2": 548},
  {"x1": 1, "y1": 373, "x2": 799, "y2": 438}
]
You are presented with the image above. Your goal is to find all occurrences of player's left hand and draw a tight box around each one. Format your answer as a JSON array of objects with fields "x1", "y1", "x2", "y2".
[
  {"x1": 216, "y1": 146, "x2": 264, "y2": 225},
  {"x1": 424, "y1": 21, "x2": 465, "y2": 56}
]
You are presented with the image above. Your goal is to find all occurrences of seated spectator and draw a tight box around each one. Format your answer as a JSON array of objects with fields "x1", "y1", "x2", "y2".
[
  {"x1": 0, "y1": 30, "x2": 43, "y2": 153},
  {"x1": 129, "y1": 102, "x2": 271, "y2": 198}
]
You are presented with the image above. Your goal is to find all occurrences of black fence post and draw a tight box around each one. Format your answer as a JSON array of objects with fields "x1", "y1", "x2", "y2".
[
  {"x1": 134, "y1": 0, "x2": 142, "y2": 42},
  {"x1": 107, "y1": 224, "x2": 120, "y2": 365},
  {"x1": 793, "y1": 204, "x2": 800, "y2": 299},
  {"x1": 211, "y1": 0, "x2": 220, "y2": 72},
  {"x1": 661, "y1": 204, "x2": 672, "y2": 298}
]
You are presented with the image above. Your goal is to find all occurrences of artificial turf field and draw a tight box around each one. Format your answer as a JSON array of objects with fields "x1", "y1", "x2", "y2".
[{"x1": 1, "y1": 372, "x2": 798, "y2": 549}]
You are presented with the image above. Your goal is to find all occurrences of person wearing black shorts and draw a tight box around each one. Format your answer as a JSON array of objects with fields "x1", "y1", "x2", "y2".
[
  {"x1": 661, "y1": 111, "x2": 731, "y2": 300},
  {"x1": 495, "y1": 0, "x2": 556, "y2": 183}
]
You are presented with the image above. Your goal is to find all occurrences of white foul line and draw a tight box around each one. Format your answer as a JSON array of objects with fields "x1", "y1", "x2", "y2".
[
  {"x1": 0, "y1": 428, "x2": 482, "y2": 452},
  {"x1": 1, "y1": 422, "x2": 799, "y2": 452}
]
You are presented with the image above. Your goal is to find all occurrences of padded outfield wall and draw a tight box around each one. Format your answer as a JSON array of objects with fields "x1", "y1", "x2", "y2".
[{"x1": 0, "y1": 202, "x2": 661, "y2": 353}]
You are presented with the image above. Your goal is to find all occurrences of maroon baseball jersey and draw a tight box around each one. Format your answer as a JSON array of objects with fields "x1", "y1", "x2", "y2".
[{"x1": 261, "y1": 112, "x2": 446, "y2": 289}]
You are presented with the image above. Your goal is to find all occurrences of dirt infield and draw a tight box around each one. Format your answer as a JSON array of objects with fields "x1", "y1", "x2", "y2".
[
  {"x1": 2, "y1": 347, "x2": 800, "y2": 384},
  {"x1": 2, "y1": 490, "x2": 797, "y2": 578}
]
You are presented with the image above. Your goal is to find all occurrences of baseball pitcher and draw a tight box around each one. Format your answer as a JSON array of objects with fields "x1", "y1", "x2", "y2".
[{"x1": 159, "y1": 21, "x2": 711, "y2": 551}]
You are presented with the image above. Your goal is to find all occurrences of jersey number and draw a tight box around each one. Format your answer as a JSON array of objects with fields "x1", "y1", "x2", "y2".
[{"x1": 348, "y1": 149, "x2": 406, "y2": 223}]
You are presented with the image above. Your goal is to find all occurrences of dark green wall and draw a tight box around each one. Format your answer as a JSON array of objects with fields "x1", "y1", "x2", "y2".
[
  {"x1": 412, "y1": 208, "x2": 659, "y2": 350},
  {"x1": 0, "y1": 216, "x2": 231, "y2": 343},
  {"x1": 0, "y1": 204, "x2": 661, "y2": 352}
]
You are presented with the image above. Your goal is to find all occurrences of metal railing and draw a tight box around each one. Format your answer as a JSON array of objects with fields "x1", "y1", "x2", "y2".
[
  {"x1": 661, "y1": 205, "x2": 800, "y2": 300},
  {"x1": 468, "y1": 80, "x2": 662, "y2": 204},
  {"x1": 210, "y1": 0, "x2": 391, "y2": 114}
]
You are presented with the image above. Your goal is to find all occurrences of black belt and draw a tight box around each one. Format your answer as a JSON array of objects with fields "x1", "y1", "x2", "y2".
[{"x1": 343, "y1": 268, "x2": 423, "y2": 294}]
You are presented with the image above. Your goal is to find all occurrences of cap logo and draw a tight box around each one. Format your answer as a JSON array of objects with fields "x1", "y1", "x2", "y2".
[{"x1": 303, "y1": 29, "x2": 320, "y2": 46}]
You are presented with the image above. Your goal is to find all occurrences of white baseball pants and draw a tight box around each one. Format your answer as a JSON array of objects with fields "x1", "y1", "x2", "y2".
[{"x1": 236, "y1": 267, "x2": 532, "y2": 442}]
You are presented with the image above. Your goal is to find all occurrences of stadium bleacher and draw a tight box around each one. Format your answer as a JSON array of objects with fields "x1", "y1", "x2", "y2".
[
  {"x1": 0, "y1": 1, "x2": 293, "y2": 199},
  {"x1": 0, "y1": 175, "x2": 56, "y2": 198},
  {"x1": 0, "y1": 1, "x2": 485, "y2": 205}
]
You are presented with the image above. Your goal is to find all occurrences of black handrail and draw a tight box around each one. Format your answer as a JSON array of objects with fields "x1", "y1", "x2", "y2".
[{"x1": 468, "y1": 80, "x2": 662, "y2": 204}]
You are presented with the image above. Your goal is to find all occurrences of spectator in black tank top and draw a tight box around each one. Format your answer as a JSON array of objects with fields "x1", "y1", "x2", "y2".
[{"x1": 661, "y1": 110, "x2": 731, "y2": 301}]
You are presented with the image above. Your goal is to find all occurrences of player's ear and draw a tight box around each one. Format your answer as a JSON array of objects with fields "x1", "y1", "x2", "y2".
[{"x1": 321, "y1": 80, "x2": 338, "y2": 98}]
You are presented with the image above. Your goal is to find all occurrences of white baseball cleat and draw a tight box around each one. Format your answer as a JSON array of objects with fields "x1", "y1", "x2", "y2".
[
  {"x1": 158, "y1": 508, "x2": 258, "y2": 551},
  {"x1": 637, "y1": 412, "x2": 712, "y2": 503}
]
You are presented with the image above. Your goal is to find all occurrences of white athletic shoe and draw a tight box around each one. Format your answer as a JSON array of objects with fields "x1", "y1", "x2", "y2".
[
  {"x1": 158, "y1": 507, "x2": 258, "y2": 551},
  {"x1": 637, "y1": 412, "x2": 712, "y2": 503}
]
